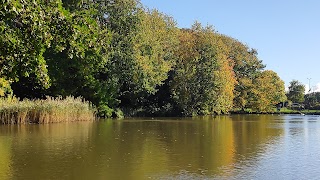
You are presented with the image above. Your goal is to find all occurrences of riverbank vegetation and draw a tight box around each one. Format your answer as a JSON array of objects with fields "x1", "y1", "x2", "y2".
[
  {"x1": 0, "y1": 96, "x2": 95, "y2": 124},
  {"x1": 279, "y1": 108, "x2": 320, "y2": 115},
  {"x1": 0, "y1": 0, "x2": 287, "y2": 118}
]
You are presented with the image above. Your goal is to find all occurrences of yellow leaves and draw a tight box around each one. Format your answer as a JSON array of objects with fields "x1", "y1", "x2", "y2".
[
  {"x1": 251, "y1": 70, "x2": 286, "y2": 112},
  {"x1": 0, "y1": 78, "x2": 12, "y2": 97},
  {"x1": 175, "y1": 29, "x2": 205, "y2": 79},
  {"x1": 214, "y1": 52, "x2": 236, "y2": 113},
  {"x1": 172, "y1": 23, "x2": 238, "y2": 115}
]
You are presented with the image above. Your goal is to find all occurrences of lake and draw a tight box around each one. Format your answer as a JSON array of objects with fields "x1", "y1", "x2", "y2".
[{"x1": 1, "y1": 115, "x2": 320, "y2": 179}]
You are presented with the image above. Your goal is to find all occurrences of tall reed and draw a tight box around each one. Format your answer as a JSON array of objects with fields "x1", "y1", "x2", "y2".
[{"x1": 0, "y1": 96, "x2": 96, "y2": 124}]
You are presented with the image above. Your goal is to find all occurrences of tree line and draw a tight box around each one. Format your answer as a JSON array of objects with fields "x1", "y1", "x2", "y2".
[
  {"x1": 287, "y1": 80, "x2": 320, "y2": 110},
  {"x1": 0, "y1": 0, "x2": 286, "y2": 117}
]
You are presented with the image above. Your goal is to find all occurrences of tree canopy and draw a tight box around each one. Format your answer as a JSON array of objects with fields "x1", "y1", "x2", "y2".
[
  {"x1": 287, "y1": 80, "x2": 305, "y2": 103},
  {"x1": 250, "y1": 70, "x2": 286, "y2": 112},
  {"x1": 0, "y1": 0, "x2": 287, "y2": 117}
]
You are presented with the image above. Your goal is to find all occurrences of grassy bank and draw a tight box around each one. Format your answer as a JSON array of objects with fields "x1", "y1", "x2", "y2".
[
  {"x1": 0, "y1": 96, "x2": 96, "y2": 124},
  {"x1": 278, "y1": 108, "x2": 320, "y2": 115},
  {"x1": 231, "y1": 108, "x2": 320, "y2": 115}
]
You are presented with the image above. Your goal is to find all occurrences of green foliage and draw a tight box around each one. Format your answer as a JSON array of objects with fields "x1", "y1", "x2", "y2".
[
  {"x1": 0, "y1": 78, "x2": 12, "y2": 97},
  {"x1": 287, "y1": 80, "x2": 305, "y2": 103},
  {"x1": 0, "y1": 0, "x2": 57, "y2": 89},
  {"x1": 114, "y1": 108, "x2": 124, "y2": 119},
  {"x1": 120, "y1": 9, "x2": 180, "y2": 115},
  {"x1": 304, "y1": 92, "x2": 320, "y2": 109},
  {"x1": 134, "y1": 9, "x2": 179, "y2": 93},
  {"x1": 45, "y1": 1, "x2": 112, "y2": 107},
  {"x1": 0, "y1": 0, "x2": 288, "y2": 117},
  {"x1": 97, "y1": 104, "x2": 113, "y2": 118},
  {"x1": 101, "y1": 0, "x2": 141, "y2": 105},
  {"x1": 172, "y1": 24, "x2": 221, "y2": 116}
]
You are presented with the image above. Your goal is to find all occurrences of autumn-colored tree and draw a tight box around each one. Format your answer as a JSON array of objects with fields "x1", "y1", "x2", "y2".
[
  {"x1": 249, "y1": 70, "x2": 286, "y2": 112},
  {"x1": 171, "y1": 23, "x2": 236, "y2": 116},
  {"x1": 0, "y1": 0, "x2": 288, "y2": 117},
  {"x1": 218, "y1": 35, "x2": 265, "y2": 110},
  {"x1": 171, "y1": 27, "x2": 200, "y2": 116},
  {"x1": 212, "y1": 35, "x2": 236, "y2": 113}
]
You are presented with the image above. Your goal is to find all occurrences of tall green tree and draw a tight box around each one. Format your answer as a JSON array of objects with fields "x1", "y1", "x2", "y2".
[
  {"x1": 128, "y1": 9, "x2": 179, "y2": 115},
  {"x1": 287, "y1": 80, "x2": 305, "y2": 103},
  {"x1": 134, "y1": 9, "x2": 178, "y2": 94},
  {"x1": 95, "y1": 0, "x2": 141, "y2": 110},
  {"x1": 94, "y1": 1, "x2": 180, "y2": 114},
  {"x1": 1, "y1": 0, "x2": 114, "y2": 115},
  {"x1": 172, "y1": 26, "x2": 209, "y2": 116},
  {"x1": 0, "y1": 0, "x2": 58, "y2": 97},
  {"x1": 45, "y1": 0, "x2": 112, "y2": 105}
]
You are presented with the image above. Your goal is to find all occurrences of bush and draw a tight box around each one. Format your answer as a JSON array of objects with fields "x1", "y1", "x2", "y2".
[{"x1": 97, "y1": 104, "x2": 113, "y2": 118}]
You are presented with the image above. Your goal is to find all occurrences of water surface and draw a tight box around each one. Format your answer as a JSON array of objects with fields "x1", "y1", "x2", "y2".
[{"x1": 0, "y1": 115, "x2": 320, "y2": 179}]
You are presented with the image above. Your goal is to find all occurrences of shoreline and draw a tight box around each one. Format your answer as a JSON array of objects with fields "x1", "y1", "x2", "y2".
[{"x1": 230, "y1": 111, "x2": 320, "y2": 115}]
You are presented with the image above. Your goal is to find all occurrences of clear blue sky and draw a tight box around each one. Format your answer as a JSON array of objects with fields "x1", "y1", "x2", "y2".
[{"x1": 140, "y1": 0, "x2": 320, "y2": 92}]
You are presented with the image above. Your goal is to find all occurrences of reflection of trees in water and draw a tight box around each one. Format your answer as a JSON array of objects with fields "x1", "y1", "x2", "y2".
[
  {"x1": 0, "y1": 129, "x2": 12, "y2": 180},
  {"x1": 99, "y1": 117, "x2": 237, "y2": 177},
  {"x1": 2, "y1": 116, "x2": 285, "y2": 179},
  {"x1": 6, "y1": 122, "x2": 94, "y2": 179},
  {"x1": 231, "y1": 115, "x2": 284, "y2": 157},
  {"x1": 222, "y1": 115, "x2": 285, "y2": 177}
]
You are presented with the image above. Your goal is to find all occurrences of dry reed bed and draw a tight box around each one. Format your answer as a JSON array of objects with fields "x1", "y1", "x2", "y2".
[{"x1": 0, "y1": 96, "x2": 96, "y2": 124}]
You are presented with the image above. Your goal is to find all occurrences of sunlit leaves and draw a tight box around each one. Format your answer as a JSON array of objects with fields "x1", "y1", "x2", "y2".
[
  {"x1": 0, "y1": 0, "x2": 287, "y2": 116},
  {"x1": 0, "y1": 0, "x2": 60, "y2": 89},
  {"x1": 0, "y1": 78, "x2": 12, "y2": 97},
  {"x1": 134, "y1": 9, "x2": 178, "y2": 93},
  {"x1": 172, "y1": 24, "x2": 227, "y2": 116},
  {"x1": 250, "y1": 70, "x2": 286, "y2": 112},
  {"x1": 217, "y1": 35, "x2": 265, "y2": 110},
  {"x1": 213, "y1": 36, "x2": 236, "y2": 113}
]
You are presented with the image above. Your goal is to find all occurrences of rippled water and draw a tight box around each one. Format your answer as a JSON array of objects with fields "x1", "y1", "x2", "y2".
[{"x1": 0, "y1": 115, "x2": 320, "y2": 179}]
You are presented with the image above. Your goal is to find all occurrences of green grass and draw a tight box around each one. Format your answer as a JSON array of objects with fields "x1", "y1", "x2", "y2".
[
  {"x1": 279, "y1": 108, "x2": 320, "y2": 114},
  {"x1": 0, "y1": 96, "x2": 96, "y2": 124}
]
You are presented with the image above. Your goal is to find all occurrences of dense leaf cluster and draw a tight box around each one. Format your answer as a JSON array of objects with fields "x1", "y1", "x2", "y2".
[{"x1": 0, "y1": 0, "x2": 286, "y2": 117}]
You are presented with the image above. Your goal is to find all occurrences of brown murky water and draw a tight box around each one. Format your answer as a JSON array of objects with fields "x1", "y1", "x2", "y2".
[{"x1": 1, "y1": 115, "x2": 320, "y2": 179}]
